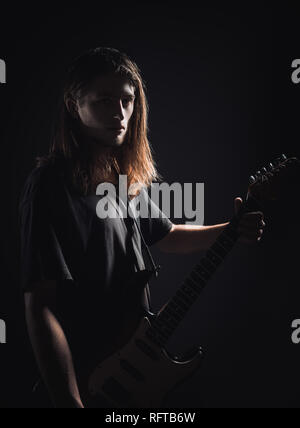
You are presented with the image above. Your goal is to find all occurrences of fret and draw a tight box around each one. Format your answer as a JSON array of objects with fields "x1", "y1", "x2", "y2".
[
  {"x1": 162, "y1": 306, "x2": 174, "y2": 317},
  {"x1": 151, "y1": 324, "x2": 170, "y2": 341},
  {"x1": 146, "y1": 330, "x2": 164, "y2": 347},
  {"x1": 211, "y1": 241, "x2": 228, "y2": 258},
  {"x1": 154, "y1": 317, "x2": 167, "y2": 329},
  {"x1": 159, "y1": 325, "x2": 174, "y2": 338},
  {"x1": 190, "y1": 270, "x2": 207, "y2": 286},
  {"x1": 185, "y1": 277, "x2": 203, "y2": 293},
  {"x1": 161, "y1": 317, "x2": 178, "y2": 330},
  {"x1": 146, "y1": 327, "x2": 164, "y2": 343},
  {"x1": 174, "y1": 295, "x2": 189, "y2": 311},
  {"x1": 166, "y1": 310, "x2": 181, "y2": 323},
  {"x1": 218, "y1": 233, "x2": 235, "y2": 250},
  {"x1": 158, "y1": 311, "x2": 178, "y2": 328},
  {"x1": 163, "y1": 305, "x2": 182, "y2": 322},
  {"x1": 201, "y1": 258, "x2": 217, "y2": 274},
  {"x1": 172, "y1": 296, "x2": 189, "y2": 312},
  {"x1": 181, "y1": 283, "x2": 192, "y2": 294},
  {"x1": 160, "y1": 312, "x2": 171, "y2": 321},
  {"x1": 195, "y1": 264, "x2": 211, "y2": 281},
  {"x1": 206, "y1": 249, "x2": 223, "y2": 266},
  {"x1": 149, "y1": 319, "x2": 177, "y2": 345},
  {"x1": 177, "y1": 289, "x2": 194, "y2": 305},
  {"x1": 182, "y1": 283, "x2": 198, "y2": 299},
  {"x1": 169, "y1": 299, "x2": 186, "y2": 317},
  {"x1": 225, "y1": 225, "x2": 239, "y2": 241}
]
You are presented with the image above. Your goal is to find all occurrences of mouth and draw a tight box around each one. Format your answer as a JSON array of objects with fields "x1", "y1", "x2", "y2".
[
  {"x1": 107, "y1": 126, "x2": 125, "y2": 131},
  {"x1": 107, "y1": 127, "x2": 125, "y2": 135}
]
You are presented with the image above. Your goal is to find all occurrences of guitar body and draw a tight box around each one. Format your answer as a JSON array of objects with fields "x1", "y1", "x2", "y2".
[{"x1": 86, "y1": 316, "x2": 203, "y2": 408}]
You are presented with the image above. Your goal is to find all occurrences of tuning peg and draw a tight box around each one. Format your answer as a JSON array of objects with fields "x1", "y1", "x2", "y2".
[
  {"x1": 280, "y1": 154, "x2": 287, "y2": 162},
  {"x1": 261, "y1": 167, "x2": 268, "y2": 174},
  {"x1": 268, "y1": 163, "x2": 275, "y2": 171},
  {"x1": 249, "y1": 175, "x2": 256, "y2": 184},
  {"x1": 255, "y1": 171, "x2": 262, "y2": 178}
]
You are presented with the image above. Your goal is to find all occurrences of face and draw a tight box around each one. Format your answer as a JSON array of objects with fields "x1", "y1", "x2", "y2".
[{"x1": 72, "y1": 73, "x2": 136, "y2": 149}]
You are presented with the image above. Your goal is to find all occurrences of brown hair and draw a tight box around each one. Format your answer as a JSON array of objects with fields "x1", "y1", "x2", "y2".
[{"x1": 36, "y1": 47, "x2": 162, "y2": 196}]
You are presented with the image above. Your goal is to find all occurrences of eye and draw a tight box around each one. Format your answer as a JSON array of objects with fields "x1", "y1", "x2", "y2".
[
  {"x1": 95, "y1": 97, "x2": 111, "y2": 105},
  {"x1": 122, "y1": 98, "x2": 133, "y2": 107}
]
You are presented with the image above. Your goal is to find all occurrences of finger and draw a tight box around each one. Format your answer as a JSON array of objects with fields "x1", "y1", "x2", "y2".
[
  {"x1": 234, "y1": 197, "x2": 243, "y2": 215},
  {"x1": 241, "y1": 211, "x2": 264, "y2": 221},
  {"x1": 239, "y1": 219, "x2": 266, "y2": 231},
  {"x1": 239, "y1": 232, "x2": 263, "y2": 244},
  {"x1": 239, "y1": 214, "x2": 265, "y2": 228},
  {"x1": 239, "y1": 235, "x2": 258, "y2": 244},
  {"x1": 238, "y1": 228, "x2": 264, "y2": 239},
  {"x1": 239, "y1": 225, "x2": 264, "y2": 234}
]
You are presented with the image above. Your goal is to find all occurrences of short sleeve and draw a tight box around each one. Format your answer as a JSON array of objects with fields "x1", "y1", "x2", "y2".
[
  {"x1": 137, "y1": 187, "x2": 174, "y2": 247},
  {"x1": 18, "y1": 167, "x2": 73, "y2": 291}
]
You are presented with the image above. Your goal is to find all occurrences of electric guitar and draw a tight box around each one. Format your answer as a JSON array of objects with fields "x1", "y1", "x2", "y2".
[{"x1": 80, "y1": 155, "x2": 299, "y2": 408}]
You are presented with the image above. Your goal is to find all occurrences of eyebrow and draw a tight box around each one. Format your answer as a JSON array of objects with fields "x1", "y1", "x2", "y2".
[{"x1": 95, "y1": 91, "x2": 135, "y2": 99}]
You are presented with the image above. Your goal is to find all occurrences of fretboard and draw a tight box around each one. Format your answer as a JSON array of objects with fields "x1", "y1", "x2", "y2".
[{"x1": 145, "y1": 197, "x2": 259, "y2": 348}]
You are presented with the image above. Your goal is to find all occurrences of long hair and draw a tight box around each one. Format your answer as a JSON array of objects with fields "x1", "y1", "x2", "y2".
[{"x1": 36, "y1": 47, "x2": 163, "y2": 196}]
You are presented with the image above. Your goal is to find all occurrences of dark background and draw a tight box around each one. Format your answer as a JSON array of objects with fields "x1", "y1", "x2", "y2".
[{"x1": 0, "y1": 2, "x2": 299, "y2": 408}]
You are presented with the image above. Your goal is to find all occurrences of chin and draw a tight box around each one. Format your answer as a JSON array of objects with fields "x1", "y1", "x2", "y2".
[
  {"x1": 97, "y1": 138, "x2": 124, "y2": 148},
  {"x1": 112, "y1": 138, "x2": 125, "y2": 147}
]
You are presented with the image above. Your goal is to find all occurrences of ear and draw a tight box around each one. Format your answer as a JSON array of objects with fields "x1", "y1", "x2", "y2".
[{"x1": 65, "y1": 96, "x2": 79, "y2": 120}]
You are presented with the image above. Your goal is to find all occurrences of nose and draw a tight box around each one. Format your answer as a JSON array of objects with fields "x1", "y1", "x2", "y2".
[{"x1": 112, "y1": 99, "x2": 125, "y2": 121}]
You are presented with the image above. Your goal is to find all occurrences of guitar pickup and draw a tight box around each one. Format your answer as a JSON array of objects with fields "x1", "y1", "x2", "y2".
[{"x1": 120, "y1": 359, "x2": 146, "y2": 382}]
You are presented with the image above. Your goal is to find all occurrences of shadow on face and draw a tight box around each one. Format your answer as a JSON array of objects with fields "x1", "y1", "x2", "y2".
[{"x1": 75, "y1": 73, "x2": 136, "y2": 149}]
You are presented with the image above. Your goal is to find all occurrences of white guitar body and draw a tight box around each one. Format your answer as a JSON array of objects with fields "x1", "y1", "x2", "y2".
[{"x1": 88, "y1": 316, "x2": 203, "y2": 408}]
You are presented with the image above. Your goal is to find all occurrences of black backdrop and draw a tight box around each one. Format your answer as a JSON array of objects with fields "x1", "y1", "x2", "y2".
[{"x1": 0, "y1": 2, "x2": 299, "y2": 408}]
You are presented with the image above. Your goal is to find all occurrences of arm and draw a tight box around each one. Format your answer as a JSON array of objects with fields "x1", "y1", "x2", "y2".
[
  {"x1": 156, "y1": 223, "x2": 229, "y2": 255},
  {"x1": 156, "y1": 198, "x2": 265, "y2": 255},
  {"x1": 24, "y1": 280, "x2": 84, "y2": 408}
]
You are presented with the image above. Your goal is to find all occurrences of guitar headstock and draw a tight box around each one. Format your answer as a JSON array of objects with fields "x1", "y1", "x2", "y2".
[{"x1": 248, "y1": 155, "x2": 300, "y2": 205}]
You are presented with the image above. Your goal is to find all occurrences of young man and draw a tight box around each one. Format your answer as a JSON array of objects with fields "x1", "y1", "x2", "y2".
[{"x1": 19, "y1": 47, "x2": 265, "y2": 408}]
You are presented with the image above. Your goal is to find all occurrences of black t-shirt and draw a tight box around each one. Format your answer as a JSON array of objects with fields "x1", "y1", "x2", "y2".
[{"x1": 18, "y1": 162, "x2": 173, "y2": 369}]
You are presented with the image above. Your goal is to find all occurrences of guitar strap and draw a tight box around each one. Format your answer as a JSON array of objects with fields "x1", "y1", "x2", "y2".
[{"x1": 114, "y1": 191, "x2": 161, "y2": 313}]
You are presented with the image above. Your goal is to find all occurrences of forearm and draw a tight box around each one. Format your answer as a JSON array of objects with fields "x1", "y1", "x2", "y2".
[
  {"x1": 25, "y1": 303, "x2": 84, "y2": 408},
  {"x1": 161, "y1": 223, "x2": 229, "y2": 254}
]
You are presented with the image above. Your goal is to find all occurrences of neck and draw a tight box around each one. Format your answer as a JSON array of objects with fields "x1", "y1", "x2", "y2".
[{"x1": 87, "y1": 137, "x2": 115, "y2": 159}]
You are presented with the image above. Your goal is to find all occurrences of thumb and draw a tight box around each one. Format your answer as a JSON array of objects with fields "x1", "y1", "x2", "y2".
[{"x1": 234, "y1": 197, "x2": 243, "y2": 215}]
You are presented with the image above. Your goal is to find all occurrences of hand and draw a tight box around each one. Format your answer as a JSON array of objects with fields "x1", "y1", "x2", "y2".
[{"x1": 234, "y1": 197, "x2": 266, "y2": 244}]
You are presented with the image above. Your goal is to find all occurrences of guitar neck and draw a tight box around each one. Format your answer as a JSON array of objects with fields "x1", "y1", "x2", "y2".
[{"x1": 146, "y1": 195, "x2": 261, "y2": 347}]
